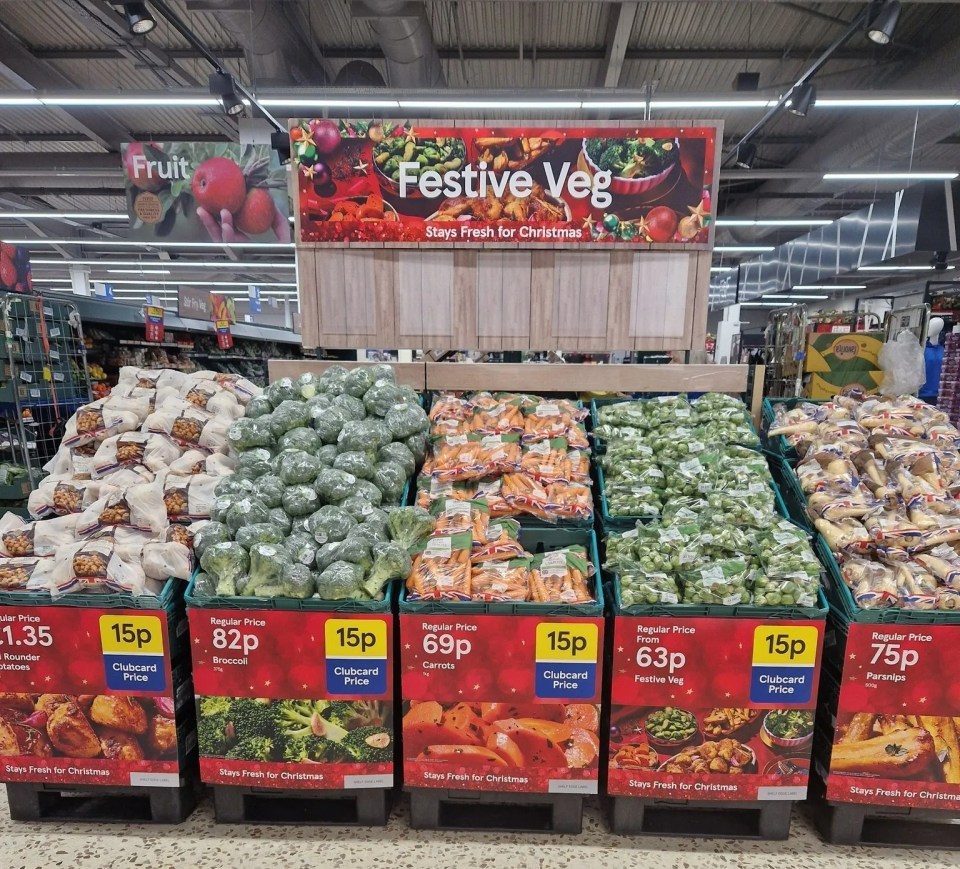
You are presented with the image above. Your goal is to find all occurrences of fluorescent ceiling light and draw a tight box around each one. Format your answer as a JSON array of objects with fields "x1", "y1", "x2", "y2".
[
  {"x1": 824, "y1": 172, "x2": 958, "y2": 181},
  {"x1": 261, "y1": 98, "x2": 399, "y2": 108},
  {"x1": 792, "y1": 284, "x2": 866, "y2": 290},
  {"x1": 107, "y1": 269, "x2": 171, "y2": 275},
  {"x1": 741, "y1": 301, "x2": 793, "y2": 307},
  {"x1": 649, "y1": 99, "x2": 773, "y2": 109},
  {"x1": 45, "y1": 96, "x2": 218, "y2": 106},
  {"x1": 30, "y1": 278, "x2": 72, "y2": 283},
  {"x1": 399, "y1": 100, "x2": 582, "y2": 109},
  {"x1": 0, "y1": 212, "x2": 126, "y2": 220},
  {"x1": 763, "y1": 294, "x2": 829, "y2": 300},
  {"x1": 714, "y1": 245, "x2": 775, "y2": 253},
  {"x1": 818, "y1": 98, "x2": 958, "y2": 108},
  {"x1": 5, "y1": 239, "x2": 294, "y2": 249},
  {"x1": 710, "y1": 266, "x2": 736, "y2": 273},
  {"x1": 716, "y1": 218, "x2": 832, "y2": 227},
  {"x1": 103, "y1": 279, "x2": 297, "y2": 287},
  {"x1": 31, "y1": 259, "x2": 294, "y2": 269},
  {"x1": 0, "y1": 97, "x2": 43, "y2": 106},
  {"x1": 858, "y1": 264, "x2": 955, "y2": 271}
]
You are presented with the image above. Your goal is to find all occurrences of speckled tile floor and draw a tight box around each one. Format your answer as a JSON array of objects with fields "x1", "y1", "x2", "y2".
[{"x1": 0, "y1": 790, "x2": 958, "y2": 869}]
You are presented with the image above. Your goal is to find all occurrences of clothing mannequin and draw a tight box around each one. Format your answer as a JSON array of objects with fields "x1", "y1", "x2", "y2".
[{"x1": 920, "y1": 317, "x2": 945, "y2": 403}]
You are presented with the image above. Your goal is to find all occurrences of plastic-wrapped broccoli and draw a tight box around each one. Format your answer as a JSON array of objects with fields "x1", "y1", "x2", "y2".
[
  {"x1": 314, "y1": 468, "x2": 358, "y2": 504},
  {"x1": 315, "y1": 541, "x2": 344, "y2": 572},
  {"x1": 372, "y1": 461, "x2": 407, "y2": 504},
  {"x1": 364, "y1": 380, "x2": 405, "y2": 418},
  {"x1": 270, "y1": 400, "x2": 311, "y2": 438},
  {"x1": 285, "y1": 532, "x2": 318, "y2": 567},
  {"x1": 335, "y1": 535, "x2": 373, "y2": 573},
  {"x1": 344, "y1": 366, "x2": 376, "y2": 398},
  {"x1": 397, "y1": 385, "x2": 419, "y2": 404},
  {"x1": 385, "y1": 403, "x2": 429, "y2": 440},
  {"x1": 340, "y1": 494, "x2": 383, "y2": 522},
  {"x1": 266, "y1": 377, "x2": 300, "y2": 407},
  {"x1": 192, "y1": 571, "x2": 216, "y2": 597},
  {"x1": 245, "y1": 395, "x2": 273, "y2": 419},
  {"x1": 316, "y1": 560, "x2": 365, "y2": 600},
  {"x1": 405, "y1": 431, "x2": 429, "y2": 464},
  {"x1": 333, "y1": 450, "x2": 376, "y2": 480},
  {"x1": 228, "y1": 417, "x2": 275, "y2": 452},
  {"x1": 369, "y1": 363, "x2": 396, "y2": 384},
  {"x1": 386, "y1": 506, "x2": 434, "y2": 550},
  {"x1": 337, "y1": 420, "x2": 385, "y2": 453},
  {"x1": 297, "y1": 372, "x2": 321, "y2": 401},
  {"x1": 215, "y1": 476, "x2": 256, "y2": 498},
  {"x1": 225, "y1": 498, "x2": 270, "y2": 533},
  {"x1": 306, "y1": 505, "x2": 357, "y2": 545},
  {"x1": 351, "y1": 521, "x2": 388, "y2": 546},
  {"x1": 282, "y1": 485, "x2": 319, "y2": 517},
  {"x1": 319, "y1": 365, "x2": 349, "y2": 394},
  {"x1": 200, "y1": 542, "x2": 249, "y2": 597},
  {"x1": 306, "y1": 393, "x2": 333, "y2": 411},
  {"x1": 257, "y1": 474, "x2": 285, "y2": 510},
  {"x1": 235, "y1": 448, "x2": 273, "y2": 481},
  {"x1": 365, "y1": 541, "x2": 411, "y2": 597},
  {"x1": 279, "y1": 450, "x2": 322, "y2": 486},
  {"x1": 245, "y1": 543, "x2": 291, "y2": 595},
  {"x1": 279, "y1": 427, "x2": 322, "y2": 454},
  {"x1": 194, "y1": 521, "x2": 230, "y2": 559},
  {"x1": 315, "y1": 444, "x2": 339, "y2": 466},
  {"x1": 313, "y1": 406, "x2": 350, "y2": 444},
  {"x1": 332, "y1": 393, "x2": 366, "y2": 421},
  {"x1": 270, "y1": 448, "x2": 299, "y2": 475},
  {"x1": 352, "y1": 480, "x2": 383, "y2": 506},
  {"x1": 235, "y1": 523, "x2": 285, "y2": 550},
  {"x1": 282, "y1": 562, "x2": 315, "y2": 599},
  {"x1": 210, "y1": 494, "x2": 241, "y2": 523},
  {"x1": 268, "y1": 507, "x2": 292, "y2": 534},
  {"x1": 377, "y1": 442, "x2": 416, "y2": 478},
  {"x1": 291, "y1": 516, "x2": 310, "y2": 535}
]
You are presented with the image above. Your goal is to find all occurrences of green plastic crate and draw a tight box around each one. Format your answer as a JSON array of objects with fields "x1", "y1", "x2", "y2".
[{"x1": 399, "y1": 525, "x2": 603, "y2": 617}]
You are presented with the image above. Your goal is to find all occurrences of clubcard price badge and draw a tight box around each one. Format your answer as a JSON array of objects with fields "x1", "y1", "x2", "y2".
[
  {"x1": 99, "y1": 614, "x2": 166, "y2": 692},
  {"x1": 750, "y1": 625, "x2": 818, "y2": 704},
  {"x1": 325, "y1": 618, "x2": 388, "y2": 695},
  {"x1": 534, "y1": 622, "x2": 598, "y2": 700}
]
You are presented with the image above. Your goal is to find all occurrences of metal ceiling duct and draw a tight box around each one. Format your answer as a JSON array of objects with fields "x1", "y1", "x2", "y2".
[{"x1": 357, "y1": 0, "x2": 446, "y2": 89}]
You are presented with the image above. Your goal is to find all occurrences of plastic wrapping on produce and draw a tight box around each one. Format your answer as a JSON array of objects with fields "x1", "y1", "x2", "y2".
[
  {"x1": 76, "y1": 480, "x2": 168, "y2": 536},
  {"x1": 93, "y1": 431, "x2": 183, "y2": 476}
]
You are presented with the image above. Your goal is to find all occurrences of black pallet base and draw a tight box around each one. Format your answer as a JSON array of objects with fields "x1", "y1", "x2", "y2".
[
  {"x1": 5, "y1": 779, "x2": 198, "y2": 824},
  {"x1": 808, "y1": 798, "x2": 960, "y2": 849},
  {"x1": 212, "y1": 785, "x2": 391, "y2": 826},
  {"x1": 610, "y1": 796, "x2": 793, "y2": 839},
  {"x1": 408, "y1": 788, "x2": 583, "y2": 834}
]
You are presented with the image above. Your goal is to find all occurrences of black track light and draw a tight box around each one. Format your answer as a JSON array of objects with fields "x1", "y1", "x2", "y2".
[
  {"x1": 208, "y1": 71, "x2": 244, "y2": 116},
  {"x1": 123, "y1": 2, "x2": 155, "y2": 35},
  {"x1": 867, "y1": 0, "x2": 901, "y2": 45},
  {"x1": 271, "y1": 130, "x2": 291, "y2": 164},
  {"x1": 785, "y1": 82, "x2": 816, "y2": 117},
  {"x1": 735, "y1": 142, "x2": 757, "y2": 170}
]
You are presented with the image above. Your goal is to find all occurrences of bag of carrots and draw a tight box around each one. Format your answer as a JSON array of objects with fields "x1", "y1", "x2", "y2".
[
  {"x1": 469, "y1": 394, "x2": 525, "y2": 435},
  {"x1": 522, "y1": 400, "x2": 589, "y2": 446},
  {"x1": 415, "y1": 475, "x2": 478, "y2": 510},
  {"x1": 502, "y1": 474, "x2": 594, "y2": 523},
  {"x1": 520, "y1": 438, "x2": 591, "y2": 484},
  {"x1": 476, "y1": 434, "x2": 523, "y2": 477},
  {"x1": 471, "y1": 558, "x2": 531, "y2": 602},
  {"x1": 430, "y1": 498, "x2": 490, "y2": 541},
  {"x1": 429, "y1": 393, "x2": 472, "y2": 422},
  {"x1": 472, "y1": 518, "x2": 525, "y2": 563},
  {"x1": 431, "y1": 435, "x2": 486, "y2": 482},
  {"x1": 474, "y1": 478, "x2": 517, "y2": 517},
  {"x1": 529, "y1": 546, "x2": 595, "y2": 604},
  {"x1": 406, "y1": 532, "x2": 472, "y2": 601}
]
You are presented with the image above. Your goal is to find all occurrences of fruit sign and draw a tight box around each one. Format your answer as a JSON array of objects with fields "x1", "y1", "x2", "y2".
[
  {"x1": 608, "y1": 615, "x2": 824, "y2": 801},
  {"x1": 122, "y1": 143, "x2": 291, "y2": 244},
  {"x1": 293, "y1": 120, "x2": 718, "y2": 246},
  {"x1": 400, "y1": 613, "x2": 604, "y2": 794}
]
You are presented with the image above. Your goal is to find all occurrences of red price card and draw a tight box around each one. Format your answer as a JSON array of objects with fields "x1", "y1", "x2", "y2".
[
  {"x1": 144, "y1": 305, "x2": 164, "y2": 343},
  {"x1": 187, "y1": 607, "x2": 394, "y2": 790},
  {"x1": 826, "y1": 623, "x2": 960, "y2": 810},
  {"x1": 608, "y1": 615, "x2": 824, "y2": 801},
  {"x1": 0, "y1": 606, "x2": 182, "y2": 788},
  {"x1": 400, "y1": 613, "x2": 604, "y2": 794}
]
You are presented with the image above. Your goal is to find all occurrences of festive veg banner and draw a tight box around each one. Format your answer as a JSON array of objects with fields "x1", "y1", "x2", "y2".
[
  {"x1": 188, "y1": 608, "x2": 394, "y2": 790},
  {"x1": 293, "y1": 121, "x2": 718, "y2": 246},
  {"x1": 0, "y1": 606, "x2": 184, "y2": 787},
  {"x1": 826, "y1": 623, "x2": 960, "y2": 811},
  {"x1": 122, "y1": 143, "x2": 290, "y2": 244},
  {"x1": 608, "y1": 615, "x2": 824, "y2": 801},
  {"x1": 400, "y1": 613, "x2": 603, "y2": 794}
]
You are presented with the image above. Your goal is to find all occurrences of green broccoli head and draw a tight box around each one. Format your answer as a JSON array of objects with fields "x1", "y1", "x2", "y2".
[
  {"x1": 340, "y1": 726, "x2": 392, "y2": 763},
  {"x1": 283, "y1": 734, "x2": 344, "y2": 764},
  {"x1": 199, "y1": 696, "x2": 233, "y2": 718},
  {"x1": 386, "y1": 506, "x2": 434, "y2": 551},
  {"x1": 197, "y1": 712, "x2": 235, "y2": 757},
  {"x1": 364, "y1": 542, "x2": 411, "y2": 597},
  {"x1": 229, "y1": 698, "x2": 278, "y2": 741},
  {"x1": 226, "y1": 736, "x2": 276, "y2": 762},
  {"x1": 275, "y1": 698, "x2": 327, "y2": 740}
]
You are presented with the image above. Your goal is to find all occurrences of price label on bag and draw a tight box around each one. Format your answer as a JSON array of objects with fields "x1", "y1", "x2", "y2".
[
  {"x1": 750, "y1": 625, "x2": 819, "y2": 704},
  {"x1": 324, "y1": 618, "x2": 389, "y2": 695},
  {"x1": 534, "y1": 622, "x2": 598, "y2": 700},
  {"x1": 99, "y1": 614, "x2": 166, "y2": 692}
]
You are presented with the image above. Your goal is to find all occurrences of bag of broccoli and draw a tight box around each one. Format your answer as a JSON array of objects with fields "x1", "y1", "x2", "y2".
[
  {"x1": 313, "y1": 406, "x2": 350, "y2": 444},
  {"x1": 279, "y1": 450, "x2": 322, "y2": 486},
  {"x1": 227, "y1": 417, "x2": 275, "y2": 452},
  {"x1": 344, "y1": 366, "x2": 376, "y2": 398},
  {"x1": 332, "y1": 393, "x2": 366, "y2": 421},
  {"x1": 315, "y1": 560, "x2": 365, "y2": 600},
  {"x1": 282, "y1": 484, "x2": 320, "y2": 517},
  {"x1": 333, "y1": 450, "x2": 376, "y2": 480},
  {"x1": 372, "y1": 461, "x2": 407, "y2": 504},
  {"x1": 314, "y1": 468, "x2": 358, "y2": 505},
  {"x1": 256, "y1": 474, "x2": 285, "y2": 510},
  {"x1": 235, "y1": 523, "x2": 285, "y2": 551},
  {"x1": 386, "y1": 403, "x2": 429, "y2": 440},
  {"x1": 279, "y1": 426, "x2": 322, "y2": 454},
  {"x1": 378, "y1": 442, "x2": 416, "y2": 478},
  {"x1": 193, "y1": 520, "x2": 230, "y2": 559},
  {"x1": 268, "y1": 507, "x2": 292, "y2": 534},
  {"x1": 224, "y1": 497, "x2": 270, "y2": 533},
  {"x1": 269, "y1": 400, "x2": 312, "y2": 438},
  {"x1": 285, "y1": 532, "x2": 318, "y2": 567},
  {"x1": 315, "y1": 444, "x2": 339, "y2": 467},
  {"x1": 245, "y1": 543, "x2": 292, "y2": 595},
  {"x1": 364, "y1": 380, "x2": 405, "y2": 418},
  {"x1": 306, "y1": 505, "x2": 357, "y2": 545},
  {"x1": 265, "y1": 378, "x2": 300, "y2": 407},
  {"x1": 245, "y1": 395, "x2": 273, "y2": 419}
]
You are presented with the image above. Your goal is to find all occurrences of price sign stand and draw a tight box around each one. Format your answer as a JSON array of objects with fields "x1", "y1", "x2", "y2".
[
  {"x1": 399, "y1": 526, "x2": 605, "y2": 834},
  {"x1": 809, "y1": 540, "x2": 960, "y2": 848},
  {"x1": 0, "y1": 580, "x2": 198, "y2": 824},
  {"x1": 184, "y1": 578, "x2": 396, "y2": 826},
  {"x1": 606, "y1": 576, "x2": 827, "y2": 839}
]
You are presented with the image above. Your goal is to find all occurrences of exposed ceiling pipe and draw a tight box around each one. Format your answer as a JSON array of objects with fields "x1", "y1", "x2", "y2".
[{"x1": 354, "y1": 0, "x2": 446, "y2": 89}]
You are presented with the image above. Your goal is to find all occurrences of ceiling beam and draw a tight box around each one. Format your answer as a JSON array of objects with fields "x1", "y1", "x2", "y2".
[
  {"x1": 0, "y1": 22, "x2": 131, "y2": 150},
  {"x1": 601, "y1": 2, "x2": 638, "y2": 88}
]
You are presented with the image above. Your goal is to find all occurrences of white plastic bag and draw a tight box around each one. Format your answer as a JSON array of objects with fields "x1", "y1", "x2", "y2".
[
  {"x1": 160, "y1": 472, "x2": 219, "y2": 522},
  {"x1": 117, "y1": 366, "x2": 188, "y2": 393},
  {"x1": 144, "y1": 400, "x2": 231, "y2": 453},
  {"x1": 77, "y1": 480, "x2": 168, "y2": 536},
  {"x1": 28, "y1": 476, "x2": 115, "y2": 518},
  {"x1": 93, "y1": 432, "x2": 182, "y2": 476},
  {"x1": 879, "y1": 332, "x2": 926, "y2": 397},
  {"x1": 0, "y1": 512, "x2": 79, "y2": 557},
  {"x1": 141, "y1": 541, "x2": 194, "y2": 581},
  {"x1": 168, "y1": 449, "x2": 236, "y2": 477},
  {"x1": 62, "y1": 400, "x2": 141, "y2": 448},
  {"x1": 0, "y1": 556, "x2": 56, "y2": 592},
  {"x1": 177, "y1": 379, "x2": 244, "y2": 419},
  {"x1": 44, "y1": 444, "x2": 99, "y2": 480},
  {"x1": 53, "y1": 539, "x2": 148, "y2": 595},
  {"x1": 193, "y1": 370, "x2": 261, "y2": 405}
]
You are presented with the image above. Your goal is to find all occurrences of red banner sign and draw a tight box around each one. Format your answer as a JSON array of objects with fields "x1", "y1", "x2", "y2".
[
  {"x1": 400, "y1": 613, "x2": 603, "y2": 793},
  {"x1": 294, "y1": 120, "x2": 717, "y2": 247},
  {"x1": 608, "y1": 615, "x2": 824, "y2": 801},
  {"x1": 144, "y1": 305, "x2": 164, "y2": 343},
  {"x1": 215, "y1": 319, "x2": 233, "y2": 350},
  {"x1": 0, "y1": 605, "x2": 182, "y2": 787},
  {"x1": 826, "y1": 622, "x2": 960, "y2": 810},
  {"x1": 188, "y1": 607, "x2": 394, "y2": 790}
]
